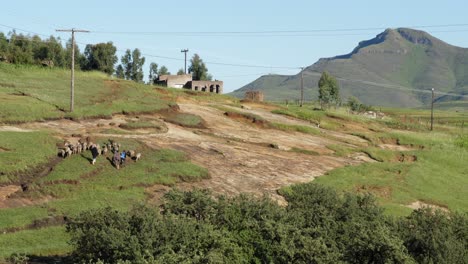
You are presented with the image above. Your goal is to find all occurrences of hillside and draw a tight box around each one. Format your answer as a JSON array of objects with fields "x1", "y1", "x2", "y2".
[
  {"x1": 231, "y1": 28, "x2": 468, "y2": 108},
  {"x1": 0, "y1": 64, "x2": 466, "y2": 261}
]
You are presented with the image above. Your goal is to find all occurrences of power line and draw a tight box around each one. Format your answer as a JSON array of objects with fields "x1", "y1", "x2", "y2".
[
  {"x1": 92, "y1": 23, "x2": 468, "y2": 36},
  {"x1": 3, "y1": 22, "x2": 468, "y2": 99}
]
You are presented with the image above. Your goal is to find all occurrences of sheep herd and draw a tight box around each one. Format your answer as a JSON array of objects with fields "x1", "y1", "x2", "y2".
[{"x1": 57, "y1": 138, "x2": 141, "y2": 169}]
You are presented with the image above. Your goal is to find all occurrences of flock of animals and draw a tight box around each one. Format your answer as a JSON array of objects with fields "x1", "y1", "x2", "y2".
[{"x1": 57, "y1": 138, "x2": 141, "y2": 168}]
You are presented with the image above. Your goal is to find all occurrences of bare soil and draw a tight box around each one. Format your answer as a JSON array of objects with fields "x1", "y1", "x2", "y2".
[
  {"x1": 3, "y1": 101, "x2": 368, "y2": 206},
  {"x1": 407, "y1": 201, "x2": 449, "y2": 212}
]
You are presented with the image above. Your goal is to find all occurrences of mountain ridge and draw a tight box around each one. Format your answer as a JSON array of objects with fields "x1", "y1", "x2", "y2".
[{"x1": 230, "y1": 28, "x2": 468, "y2": 107}]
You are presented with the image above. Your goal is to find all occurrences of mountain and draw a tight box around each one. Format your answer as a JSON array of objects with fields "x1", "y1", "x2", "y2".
[{"x1": 230, "y1": 28, "x2": 468, "y2": 108}]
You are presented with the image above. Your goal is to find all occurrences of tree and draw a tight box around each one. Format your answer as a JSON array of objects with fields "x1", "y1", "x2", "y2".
[
  {"x1": 64, "y1": 38, "x2": 84, "y2": 70},
  {"x1": 148, "y1": 62, "x2": 158, "y2": 84},
  {"x1": 120, "y1": 48, "x2": 145, "y2": 82},
  {"x1": 177, "y1": 68, "x2": 185, "y2": 75},
  {"x1": 157, "y1": 65, "x2": 170, "y2": 76},
  {"x1": 347, "y1": 96, "x2": 373, "y2": 112},
  {"x1": 115, "y1": 64, "x2": 124, "y2": 79},
  {"x1": 83, "y1": 42, "x2": 118, "y2": 75},
  {"x1": 188, "y1": 54, "x2": 212, "y2": 81},
  {"x1": 318, "y1": 72, "x2": 340, "y2": 109}
]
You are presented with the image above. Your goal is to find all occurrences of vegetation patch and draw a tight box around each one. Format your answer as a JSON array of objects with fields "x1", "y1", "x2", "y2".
[
  {"x1": 61, "y1": 186, "x2": 467, "y2": 264},
  {"x1": 223, "y1": 111, "x2": 269, "y2": 128},
  {"x1": 289, "y1": 147, "x2": 320, "y2": 155},
  {"x1": 119, "y1": 118, "x2": 167, "y2": 132},
  {"x1": 270, "y1": 122, "x2": 320, "y2": 136},
  {"x1": 163, "y1": 113, "x2": 205, "y2": 128}
]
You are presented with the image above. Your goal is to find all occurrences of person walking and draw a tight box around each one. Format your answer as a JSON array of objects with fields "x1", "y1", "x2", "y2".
[
  {"x1": 90, "y1": 144, "x2": 99, "y2": 165},
  {"x1": 120, "y1": 150, "x2": 127, "y2": 167}
]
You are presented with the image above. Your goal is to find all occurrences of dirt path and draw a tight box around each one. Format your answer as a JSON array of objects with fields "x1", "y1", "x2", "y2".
[{"x1": 9, "y1": 101, "x2": 366, "y2": 203}]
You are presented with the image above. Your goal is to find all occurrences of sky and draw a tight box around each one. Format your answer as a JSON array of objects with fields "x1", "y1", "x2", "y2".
[{"x1": 2, "y1": 0, "x2": 468, "y2": 93}]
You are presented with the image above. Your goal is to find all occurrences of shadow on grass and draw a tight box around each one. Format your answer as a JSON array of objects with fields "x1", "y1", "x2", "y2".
[
  {"x1": 27, "y1": 254, "x2": 73, "y2": 264},
  {"x1": 80, "y1": 154, "x2": 93, "y2": 164}
]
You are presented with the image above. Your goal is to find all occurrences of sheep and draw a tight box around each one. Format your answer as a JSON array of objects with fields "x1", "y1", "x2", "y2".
[
  {"x1": 96, "y1": 145, "x2": 101, "y2": 156},
  {"x1": 135, "y1": 153, "x2": 141, "y2": 162},
  {"x1": 127, "y1": 150, "x2": 135, "y2": 158},
  {"x1": 82, "y1": 142, "x2": 88, "y2": 151},
  {"x1": 64, "y1": 147, "x2": 72, "y2": 158},
  {"x1": 58, "y1": 149, "x2": 65, "y2": 158},
  {"x1": 102, "y1": 145, "x2": 108, "y2": 155}
]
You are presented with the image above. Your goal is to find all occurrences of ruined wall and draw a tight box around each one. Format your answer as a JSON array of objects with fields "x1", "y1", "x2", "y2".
[
  {"x1": 157, "y1": 74, "x2": 192, "y2": 88},
  {"x1": 244, "y1": 91, "x2": 264, "y2": 102},
  {"x1": 187, "y1": 80, "x2": 223, "y2": 94}
]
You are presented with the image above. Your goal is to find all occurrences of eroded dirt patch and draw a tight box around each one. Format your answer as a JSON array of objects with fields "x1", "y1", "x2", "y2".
[
  {"x1": 407, "y1": 201, "x2": 449, "y2": 212},
  {"x1": 0, "y1": 147, "x2": 11, "y2": 152}
]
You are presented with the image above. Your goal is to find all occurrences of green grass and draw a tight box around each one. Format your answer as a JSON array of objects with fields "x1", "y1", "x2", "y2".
[
  {"x1": 0, "y1": 206, "x2": 50, "y2": 231},
  {"x1": 316, "y1": 139, "x2": 468, "y2": 215},
  {"x1": 0, "y1": 63, "x2": 174, "y2": 123},
  {"x1": 119, "y1": 119, "x2": 167, "y2": 131},
  {"x1": 0, "y1": 226, "x2": 71, "y2": 259},
  {"x1": 0, "y1": 131, "x2": 58, "y2": 183},
  {"x1": 270, "y1": 122, "x2": 321, "y2": 136},
  {"x1": 163, "y1": 113, "x2": 204, "y2": 128},
  {"x1": 0, "y1": 136, "x2": 209, "y2": 259}
]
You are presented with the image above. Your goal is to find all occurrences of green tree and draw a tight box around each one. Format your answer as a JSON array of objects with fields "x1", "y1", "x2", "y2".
[
  {"x1": 148, "y1": 62, "x2": 158, "y2": 84},
  {"x1": 318, "y1": 72, "x2": 340, "y2": 109},
  {"x1": 0, "y1": 32, "x2": 10, "y2": 61},
  {"x1": 64, "y1": 38, "x2": 84, "y2": 69},
  {"x1": 177, "y1": 68, "x2": 185, "y2": 75},
  {"x1": 121, "y1": 48, "x2": 145, "y2": 82},
  {"x1": 397, "y1": 208, "x2": 468, "y2": 264},
  {"x1": 7, "y1": 32, "x2": 34, "y2": 64},
  {"x1": 188, "y1": 53, "x2": 212, "y2": 81},
  {"x1": 115, "y1": 64, "x2": 124, "y2": 79},
  {"x1": 157, "y1": 65, "x2": 170, "y2": 76},
  {"x1": 83, "y1": 42, "x2": 118, "y2": 75}
]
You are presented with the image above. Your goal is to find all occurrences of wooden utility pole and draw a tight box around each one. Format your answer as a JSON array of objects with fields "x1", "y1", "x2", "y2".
[
  {"x1": 181, "y1": 49, "x2": 189, "y2": 74},
  {"x1": 430, "y1": 88, "x2": 435, "y2": 131},
  {"x1": 300, "y1": 67, "x2": 304, "y2": 107},
  {"x1": 56, "y1": 28, "x2": 89, "y2": 112}
]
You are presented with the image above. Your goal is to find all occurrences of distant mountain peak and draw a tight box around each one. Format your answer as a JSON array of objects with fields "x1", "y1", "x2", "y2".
[{"x1": 232, "y1": 28, "x2": 468, "y2": 107}]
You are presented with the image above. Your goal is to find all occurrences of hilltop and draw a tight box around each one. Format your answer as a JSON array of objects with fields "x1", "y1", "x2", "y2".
[{"x1": 231, "y1": 28, "x2": 468, "y2": 108}]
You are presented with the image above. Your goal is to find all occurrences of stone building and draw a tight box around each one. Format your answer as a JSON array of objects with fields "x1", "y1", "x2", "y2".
[
  {"x1": 186, "y1": 80, "x2": 223, "y2": 94},
  {"x1": 156, "y1": 74, "x2": 223, "y2": 94},
  {"x1": 156, "y1": 74, "x2": 192, "y2": 88}
]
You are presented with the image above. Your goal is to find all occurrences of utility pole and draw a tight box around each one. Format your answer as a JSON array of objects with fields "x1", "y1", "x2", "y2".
[
  {"x1": 300, "y1": 67, "x2": 304, "y2": 107},
  {"x1": 430, "y1": 88, "x2": 435, "y2": 131},
  {"x1": 181, "y1": 49, "x2": 189, "y2": 74},
  {"x1": 56, "y1": 28, "x2": 89, "y2": 112}
]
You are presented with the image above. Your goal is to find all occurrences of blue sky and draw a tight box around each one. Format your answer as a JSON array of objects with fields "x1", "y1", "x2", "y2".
[{"x1": 2, "y1": 0, "x2": 468, "y2": 92}]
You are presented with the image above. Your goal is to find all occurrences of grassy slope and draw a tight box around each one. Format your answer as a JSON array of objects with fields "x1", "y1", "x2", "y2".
[
  {"x1": 0, "y1": 64, "x2": 466, "y2": 258},
  {"x1": 0, "y1": 66, "x2": 218, "y2": 259},
  {"x1": 0, "y1": 136, "x2": 209, "y2": 258},
  {"x1": 274, "y1": 105, "x2": 467, "y2": 216},
  {"x1": 0, "y1": 63, "x2": 173, "y2": 123}
]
